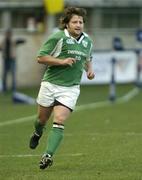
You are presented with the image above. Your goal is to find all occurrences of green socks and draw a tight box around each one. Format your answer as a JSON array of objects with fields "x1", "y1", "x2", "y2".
[
  {"x1": 45, "y1": 123, "x2": 64, "y2": 156},
  {"x1": 34, "y1": 119, "x2": 45, "y2": 136},
  {"x1": 34, "y1": 120, "x2": 64, "y2": 156}
]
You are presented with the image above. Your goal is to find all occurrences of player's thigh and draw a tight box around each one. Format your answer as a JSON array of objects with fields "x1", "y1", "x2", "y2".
[
  {"x1": 53, "y1": 105, "x2": 72, "y2": 124},
  {"x1": 37, "y1": 105, "x2": 53, "y2": 123}
]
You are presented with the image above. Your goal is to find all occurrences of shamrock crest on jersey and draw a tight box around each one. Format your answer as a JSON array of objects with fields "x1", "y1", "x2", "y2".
[{"x1": 82, "y1": 40, "x2": 88, "y2": 48}]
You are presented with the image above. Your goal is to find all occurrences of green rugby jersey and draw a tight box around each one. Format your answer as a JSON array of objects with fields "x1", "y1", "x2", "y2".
[{"x1": 37, "y1": 29, "x2": 93, "y2": 86}]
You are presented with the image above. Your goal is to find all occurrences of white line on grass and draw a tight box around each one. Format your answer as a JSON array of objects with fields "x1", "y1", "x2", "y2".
[
  {"x1": 0, "y1": 153, "x2": 84, "y2": 158},
  {"x1": 0, "y1": 87, "x2": 139, "y2": 127},
  {"x1": 117, "y1": 87, "x2": 140, "y2": 103},
  {"x1": 0, "y1": 115, "x2": 36, "y2": 127},
  {"x1": 75, "y1": 87, "x2": 139, "y2": 112},
  {"x1": 0, "y1": 131, "x2": 142, "y2": 158}
]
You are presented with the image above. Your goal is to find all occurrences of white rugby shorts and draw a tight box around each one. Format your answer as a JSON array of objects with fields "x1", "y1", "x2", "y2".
[{"x1": 37, "y1": 81, "x2": 80, "y2": 110}]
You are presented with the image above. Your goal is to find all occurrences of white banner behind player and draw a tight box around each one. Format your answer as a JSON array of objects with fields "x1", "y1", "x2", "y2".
[{"x1": 81, "y1": 51, "x2": 137, "y2": 84}]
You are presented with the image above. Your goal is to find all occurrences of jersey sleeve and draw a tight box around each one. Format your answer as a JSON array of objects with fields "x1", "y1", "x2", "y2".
[{"x1": 37, "y1": 33, "x2": 60, "y2": 57}]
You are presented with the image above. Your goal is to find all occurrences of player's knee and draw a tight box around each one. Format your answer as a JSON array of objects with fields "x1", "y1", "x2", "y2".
[{"x1": 54, "y1": 114, "x2": 66, "y2": 124}]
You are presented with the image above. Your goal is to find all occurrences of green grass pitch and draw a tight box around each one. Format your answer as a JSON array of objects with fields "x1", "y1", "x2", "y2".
[{"x1": 0, "y1": 84, "x2": 142, "y2": 180}]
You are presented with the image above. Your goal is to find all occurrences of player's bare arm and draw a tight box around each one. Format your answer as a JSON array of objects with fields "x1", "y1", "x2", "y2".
[
  {"x1": 37, "y1": 55, "x2": 76, "y2": 66},
  {"x1": 85, "y1": 60, "x2": 95, "y2": 80}
]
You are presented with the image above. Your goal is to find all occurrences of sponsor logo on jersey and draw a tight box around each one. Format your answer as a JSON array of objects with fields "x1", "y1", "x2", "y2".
[
  {"x1": 68, "y1": 50, "x2": 87, "y2": 57},
  {"x1": 82, "y1": 40, "x2": 88, "y2": 48},
  {"x1": 66, "y1": 39, "x2": 75, "y2": 44}
]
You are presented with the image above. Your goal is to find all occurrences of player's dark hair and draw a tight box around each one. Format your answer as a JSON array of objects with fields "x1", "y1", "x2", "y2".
[{"x1": 59, "y1": 7, "x2": 87, "y2": 30}]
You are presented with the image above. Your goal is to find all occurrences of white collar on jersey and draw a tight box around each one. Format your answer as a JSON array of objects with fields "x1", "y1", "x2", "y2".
[{"x1": 64, "y1": 29, "x2": 88, "y2": 43}]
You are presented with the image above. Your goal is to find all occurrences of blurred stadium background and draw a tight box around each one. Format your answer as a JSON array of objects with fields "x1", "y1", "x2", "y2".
[{"x1": 0, "y1": 0, "x2": 142, "y2": 179}]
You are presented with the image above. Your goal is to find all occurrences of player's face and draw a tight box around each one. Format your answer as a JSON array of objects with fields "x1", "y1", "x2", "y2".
[{"x1": 67, "y1": 15, "x2": 84, "y2": 39}]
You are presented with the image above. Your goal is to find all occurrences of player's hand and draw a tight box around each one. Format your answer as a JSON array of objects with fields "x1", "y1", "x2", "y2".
[
  {"x1": 62, "y1": 58, "x2": 76, "y2": 66},
  {"x1": 87, "y1": 71, "x2": 95, "y2": 80}
]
